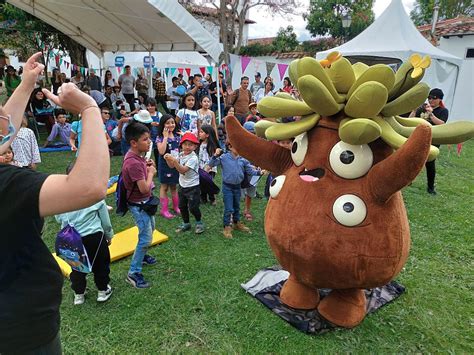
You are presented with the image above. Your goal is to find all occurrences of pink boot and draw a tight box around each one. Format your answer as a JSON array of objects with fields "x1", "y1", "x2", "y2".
[
  {"x1": 160, "y1": 197, "x2": 174, "y2": 219},
  {"x1": 172, "y1": 193, "x2": 181, "y2": 215}
]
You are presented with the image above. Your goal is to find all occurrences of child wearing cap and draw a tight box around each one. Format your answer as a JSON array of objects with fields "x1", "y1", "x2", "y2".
[
  {"x1": 245, "y1": 102, "x2": 261, "y2": 123},
  {"x1": 164, "y1": 132, "x2": 204, "y2": 234}
]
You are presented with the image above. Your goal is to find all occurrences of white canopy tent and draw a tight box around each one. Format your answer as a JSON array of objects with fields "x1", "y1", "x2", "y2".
[
  {"x1": 7, "y1": 0, "x2": 225, "y2": 117},
  {"x1": 316, "y1": 0, "x2": 463, "y2": 119}
]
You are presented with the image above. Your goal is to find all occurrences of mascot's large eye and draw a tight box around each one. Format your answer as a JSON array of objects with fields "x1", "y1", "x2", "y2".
[
  {"x1": 329, "y1": 142, "x2": 373, "y2": 179},
  {"x1": 269, "y1": 175, "x2": 286, "y2": 199},
  {"x1": 332, "y1": 194, "x2": 367, "y2": 227},
  {"x1": 291, "y1": 133, "x2": 308, "y2": 166}
]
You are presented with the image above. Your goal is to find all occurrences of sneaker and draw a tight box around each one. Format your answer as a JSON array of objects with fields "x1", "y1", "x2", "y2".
[
  {"x1": 126, "y1": 273, "x2": 150, "y2": 289},
  {"x1": 195, "y1": 222, "x2": 205, "y2": 234},
  {"x1": 427, "y1": 187, "x2": 437, "y2": 195},
  {"x1": 233, "y1": 221, "x2": 250, "y2": 233},
  {"x1": 223, "y1": 226, "x2": 233, "y2": 239},
  {"x1": 142, "y1": 254, "x2": 157, "y2": 265},
  {"x1": 74, "y1": 293, "x2": 85, "y2": 305},
  {"x1": 175, "y1": 223, "x2": 192, "y2": 233},
  {"x1": 97, "y1": 285, "x2": 113, "y2": 302}
]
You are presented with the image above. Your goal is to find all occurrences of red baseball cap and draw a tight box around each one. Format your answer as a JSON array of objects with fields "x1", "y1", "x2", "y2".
[{"x1": 180, "y1": 132, "x2": 199, "y2": 145}]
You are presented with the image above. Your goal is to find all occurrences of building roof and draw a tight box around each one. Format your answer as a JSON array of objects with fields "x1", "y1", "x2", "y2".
[
  {"x1": 418, "y1": 16, "x2": 474, "y2": 38},
  {"x1": 247, "y1": 37, "x2": 276, "y2": 46},
  {"x1": 189, "y1": 5, "x2": 256, "y2": 24}
]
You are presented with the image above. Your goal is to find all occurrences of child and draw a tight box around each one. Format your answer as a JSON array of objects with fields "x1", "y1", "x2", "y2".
[
  {"x1": 146, "y1": 98, "x2": 163, "y2": 166},
  {"x1": 0, "y1": 146, "x2": 21, "y2": 166},
  {"x1": 10, "y1": 117, "x2": 41, "y2": 169},
  {"x1": 241, "y1": 121, "x2": 261, "y2": 221},
  {"x1": 55, "y1": 163, "x2": 114, "y2": 305},
  {"x1": 156, "y1": 114, "x2": 180, "y2": 219},
  {"x1": 176, "y1": 93, "x2": 199, "y2": 135},
  {"x1": 198, "y1": 124, "x2": 219, "y2": 205},
  {"x1": 217, "y1": 106, "x2": 234, "y2": 150},
  {"x1": 43, "y1": 110, "x2": 71, "y2": 147},
  {"x1": 245, "y1": 102, "x2": 261, "y2": 123},
  {"x1": 164, "y1": 132, "x2": 204, "y2": 234},
  {"x1": 197, "y1": 96, "x2": 217, "y2": 134},
  {"x1": 209, "y1": 141, "x2": 264, "y2": 239},
  {"x1": 122, "y1": 122, "x2": 158, "y2": 289}
]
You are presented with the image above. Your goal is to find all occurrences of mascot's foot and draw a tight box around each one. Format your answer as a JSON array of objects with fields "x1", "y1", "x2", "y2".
[
  {"x1": 318, "y1": 289, "x2": 366, "y2": 328},
  {"x1": 280, "y1": 275, "x2": 320, "y2": 309}
]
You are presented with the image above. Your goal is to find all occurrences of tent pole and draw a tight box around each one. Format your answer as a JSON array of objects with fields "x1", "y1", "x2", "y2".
[
  {"x1": 148, "y1": 47, "x2": 153, "y2": 98},
  {"x1": 216, "y1": 65, "x2": 222, "y2": 123}
]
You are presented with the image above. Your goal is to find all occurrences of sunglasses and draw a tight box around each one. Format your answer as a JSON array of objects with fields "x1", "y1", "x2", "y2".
[
  {"x1": 428, "y1": 96, "x2": 438, "y2": 100},
  {"x1": 101, "y1": 112, "x2": 110, "y2": 115}
]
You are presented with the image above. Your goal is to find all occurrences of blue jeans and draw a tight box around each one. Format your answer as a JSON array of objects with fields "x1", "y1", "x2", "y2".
[
  {"x1": 128, "y1": 205, "x2": 155, "y2": 274},
  {"x1": 222, "y1": 183, "x2": 241, "y2": 227}
]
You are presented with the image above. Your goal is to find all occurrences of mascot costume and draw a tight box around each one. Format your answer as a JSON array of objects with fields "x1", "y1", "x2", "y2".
[{"x1": 228, "y1": 53, "x2": 474, "y2": 329}]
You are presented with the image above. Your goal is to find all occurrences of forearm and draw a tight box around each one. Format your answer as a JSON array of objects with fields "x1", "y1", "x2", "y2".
[
  {"x1": 69, "y1": 107, "x2": 109, "y2": 195},
  {"x1": 431, "y1": 114, "x2": 445, "y2": 125},
  {"x1": 3, "y1": 82, "x2": 33, "y2": 134},
  {"x1": 157, "y1": 140, "x2": 167, "y2": 155},
  {"x1": 174, "y1": 162, "x2": 189, "y2": 174}
]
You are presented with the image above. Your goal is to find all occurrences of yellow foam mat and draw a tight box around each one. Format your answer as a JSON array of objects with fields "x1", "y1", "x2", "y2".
[
  {"x1": 53, "y1": 227, "x2": 169, "y2": 277},
  {"x1": 106, "y1": 182, "x2": 117, "y2": 195}
]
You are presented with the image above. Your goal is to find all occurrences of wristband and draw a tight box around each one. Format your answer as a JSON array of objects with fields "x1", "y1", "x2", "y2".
[{"x1": 79, "y1": 105, "x2": 100, "y2": 116}]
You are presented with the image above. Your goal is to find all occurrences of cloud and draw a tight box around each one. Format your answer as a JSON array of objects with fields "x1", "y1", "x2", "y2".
[{"x1": 248, "y1": 0, "x2": 416, "y2": 41}]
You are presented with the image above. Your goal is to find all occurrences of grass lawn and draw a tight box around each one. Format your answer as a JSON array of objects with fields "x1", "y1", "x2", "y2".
[{"x1": 38, "y1": 140, "x2": 473, "y2": 353}]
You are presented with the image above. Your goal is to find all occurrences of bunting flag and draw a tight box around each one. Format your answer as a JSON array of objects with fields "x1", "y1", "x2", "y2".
[
  {"x1": 59, "y1": 58, "x2": 63, "y2": 67},
  {"x1": 241, "y1": 56, "x2": 251, "y2": 73},
  {"x1": 207, "y1": 66, "x2": 213, "y2": 75},
  {"x1": 80, "y1": 67, "x2": 85, "y2": 76},
  {"x1": 152, "y1": 67, "x2": 158, "y2": 75},
  {"x1": 65, "y1": 62, "x2": 70, "y2": 69},
  {"x1": 178, "y1": 68, "x2": 184, "y2": 75},
  {"x1": 165, "y1": 68, "x2": 170, "y2": 76},
  {"x1": 277, "y1": 63, "x2": 289, "y2": 80},
  {"x1": 266, "y1": 62, "x2": 276, "y2": 77},
  {"x1": 55, "y1": 55, "x2": 60, "y2": 67},
  {"x1": 171, "y1": 68, "x2": 177, "y2": 76},
  {"x1": 117, "y1": 66, "x2": 122, "y2": 76},
  {"x1": 84, "y1": 68, "x2": 88, "y2": 76},
  {"x1": 199, "y1": 67, "x2": 206, "y2": 76},
  {"x1": 185, "y1": 68, "x2": 191, "y2": 77}
]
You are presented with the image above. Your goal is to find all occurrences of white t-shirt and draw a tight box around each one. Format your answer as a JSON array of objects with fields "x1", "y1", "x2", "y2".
[
  {"x1": 178, "y1": 151, "x2": 199, "y2": 188},
  {"x1": 255, "y1": 88, "x2": 274, "y2": 103},
  {"x1": 166, "y1": 86, "x2": 180, "y2": 110}
]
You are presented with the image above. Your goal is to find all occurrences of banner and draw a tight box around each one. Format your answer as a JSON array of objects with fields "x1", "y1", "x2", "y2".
[
  {"x1": 277, "y1": 63, "x2": 289, "y2": 80},
  {"x1": 241, "y1": 56, "x2": 251, "y2": 73}
]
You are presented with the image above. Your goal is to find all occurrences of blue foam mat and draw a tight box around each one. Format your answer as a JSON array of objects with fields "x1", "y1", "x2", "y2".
[{"x1": 40, "y1": 146, "x2": 72, "y2": 153}]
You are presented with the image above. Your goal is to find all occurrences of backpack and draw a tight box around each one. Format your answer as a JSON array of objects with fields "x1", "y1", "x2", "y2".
[
  {"x1": 55, "y1": 224, "x2": 92, "y2": 273},
  {"x1": 115, "y1": 172, "x2": 129, "y2": 216}
]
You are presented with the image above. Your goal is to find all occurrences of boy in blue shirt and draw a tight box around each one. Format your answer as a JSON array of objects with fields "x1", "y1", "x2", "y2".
[{"x1": 209, "y1": 141, "x2": 263, "y2": 239}]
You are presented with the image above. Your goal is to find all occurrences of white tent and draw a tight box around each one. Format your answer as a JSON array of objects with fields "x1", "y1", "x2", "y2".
[
  {"x1": 7, "y1": 0, "x2": 223, "y2": 62},
  {"x1": 316, "y1": 0, "x2": 463, "y2": 117}
]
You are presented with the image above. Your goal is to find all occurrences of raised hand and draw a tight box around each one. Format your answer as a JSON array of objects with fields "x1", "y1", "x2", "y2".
[
  {"x1": 21, "y1": 52, "x2": 45, "y2": 88},
  {"x1": 42, "y1": 83, "x2": 97, "y2": 115}
]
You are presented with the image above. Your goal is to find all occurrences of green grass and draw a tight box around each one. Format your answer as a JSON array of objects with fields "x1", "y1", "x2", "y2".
[{"x1": 38, "y1": 140, "x2": 474, "y2": 353}]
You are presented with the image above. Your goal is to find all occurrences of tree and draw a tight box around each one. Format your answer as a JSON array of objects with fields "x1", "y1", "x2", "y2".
[
  {"x1": 179, "y1": 0, "x2": 300, "y2": 64},
  {"x1": 0, "y1": 1, "x2": 88, "y2": 75},
  {"x1": 304, "y1": 0, "x2": 375, "y2": 40},
  {"x1": 272, "y1": 26, "x2": 299, "y2": 53},
  {"x1": 410, "y1": 0, "x2": 474, "y2": 26}
]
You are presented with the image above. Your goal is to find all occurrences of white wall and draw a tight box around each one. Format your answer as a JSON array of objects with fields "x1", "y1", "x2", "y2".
[{"x1": 438, "y1": 35, "x2": 474, "y2": 121}]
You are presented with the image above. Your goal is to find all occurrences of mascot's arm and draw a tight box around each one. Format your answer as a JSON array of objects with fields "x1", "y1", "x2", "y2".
[
  {"x1": 226, "y1": 116, "x2": 292, "y2": 176},
  {"x1": 368, "y1": 124, "x2": 432, "y2": 203}
]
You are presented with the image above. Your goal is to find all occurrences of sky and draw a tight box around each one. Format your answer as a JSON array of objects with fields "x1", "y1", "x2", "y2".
[{"x1": 248, "y1": 0, "x2": 416, "y2": 41}]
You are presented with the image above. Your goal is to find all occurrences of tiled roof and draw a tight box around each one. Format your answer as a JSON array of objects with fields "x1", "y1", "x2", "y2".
[
  {"x1": 273, "y1": 51, "x2": 311, "y2": 59},
  {"x1": 418, "y1": 16, "x2": 474, "y2": 37},
  {"x1": 247, "y1": 37, "x2": 276, "y2": 46},
  {"x1": 189, "y1": 5, "x2": 256, "y2": 24}
]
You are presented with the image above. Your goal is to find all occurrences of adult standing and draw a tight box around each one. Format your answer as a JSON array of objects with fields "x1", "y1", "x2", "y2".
[
  {"x1": 0, "y1": 52, "x2": 110, "y2": 354},
  {"x1": 166, "y1": 76, "x2": 181, "y2": 117},
  {"x1": 250, "y1": 72, "x2": 264, "y2": 101},
  {"x1": 103, "y1": 70, "x2": 116, "y2": 88},
  {"x1": 85, "y1": 69, "x2": 102, "y2": 92},
  {"x1": 255, "y1": 80, "x2": 274, "y2": 103},
  {"x1": 229, "y1": 76, "x2": 252, "y2": 124},
  {"x1": 412, "y1": 88, "x2": 449, "y2": 195},
  {"x1": 152, "y1": 71, "x2": 170, "y2": 114},
  {"x1": 51, "y1": 68, "x2": 63, "y2": 95},
  {"x1": 209, "y1": 72, "x2": 227, "y2": 118},
  {"x1": 4, "y1": 65, "x2": 21, "y2": 98},
  {"x1": 118, "y1": 65, "x2": 136, "y2": 111},
  {"x1": 135, "y1": 73, "x2": 149, "y2": 102},
  {"x1": 188, "y1": 73, "x2": 209, "y2": 110}
]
